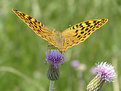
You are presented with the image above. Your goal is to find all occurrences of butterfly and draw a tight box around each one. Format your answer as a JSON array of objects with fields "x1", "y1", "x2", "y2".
[{"x1": 12, "y1": 8, "x2": 108, "y2": 52}]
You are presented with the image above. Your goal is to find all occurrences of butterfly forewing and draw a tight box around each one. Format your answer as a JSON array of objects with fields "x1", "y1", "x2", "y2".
[
  {"x1": 62, "y1": 19, "x2": 108, "y2": 51},
  {"x1": 12, "y1": 8, "x2": 56, "y2": 46}
]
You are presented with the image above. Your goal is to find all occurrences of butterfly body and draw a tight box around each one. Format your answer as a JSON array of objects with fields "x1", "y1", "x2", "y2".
[{"x1": 12, "y1": 8, "x2": 108, "y2": 52}]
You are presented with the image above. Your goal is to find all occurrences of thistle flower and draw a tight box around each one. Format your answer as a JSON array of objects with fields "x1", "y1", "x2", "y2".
[
  {"x1": 87, "y1": 62, "x2": 116, "y2": 91},
  {"x1": 96, "y1": 62, "x2": 116, "y2": 82},
  {"x1": 46, "y1": 49, "x2": 65, "y2": 80}
]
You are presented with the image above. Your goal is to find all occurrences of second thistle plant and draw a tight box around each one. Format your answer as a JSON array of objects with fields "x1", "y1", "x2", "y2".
[
  {"x1": 87, "y1": 62, "x2": 116, "y2": 91},
  {"x1": 46, "y1": 49, "x2": 65, "y2": 80}
]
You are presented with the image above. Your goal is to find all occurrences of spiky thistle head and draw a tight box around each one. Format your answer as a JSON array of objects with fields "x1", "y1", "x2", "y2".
[
  {"x1": 46, "y1": 49, "x2": 65, "y2": 80},
  {"x1": 46, "y1": 49, "x2": 65, "y2": 68},
  {"x1": 87, "y1": 62, "x2": 116, "y2": 91},
  {"x1": 96, "y1": 62, "x2": 116, "y2": 82}
]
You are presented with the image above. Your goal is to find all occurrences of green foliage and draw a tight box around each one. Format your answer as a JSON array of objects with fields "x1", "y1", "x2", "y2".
[{"x1": 0, "y1": 0, "x2": 120, "y2": 91}]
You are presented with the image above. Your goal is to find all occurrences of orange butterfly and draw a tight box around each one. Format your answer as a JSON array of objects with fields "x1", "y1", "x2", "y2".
[{"x1": 12, "y1": 8, "x2": 108, "y2": 52}]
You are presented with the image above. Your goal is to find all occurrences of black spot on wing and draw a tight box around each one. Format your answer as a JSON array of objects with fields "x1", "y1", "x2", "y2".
[
  {"x1": 39, "y1": 26, "x2": 41, "y2": 29},
  {"x1": 30, "y1": 21, "x2": 33, "y2": 24},
  {"x1": 94, "y1": 23, "x2": 98, "y2": 26},
  {"x1": 19, "y1": 13, "x2": 23, "y2": 16},
  {"x1": 77, "y1": 35, "x2": 81, "y2": 38},
  {"x1": 35, "y1": 19, "x2": 37, "y2": 22},
  {"x1": 41, "y1": 23, "x2": 43, "y2": 26},
  {"x1": 35, "y1": 25, "x2": 37, "y2": 28},
  {"x1": 85, "y1": 28, "x2": 88, "y2": 31},
  {"x1": 22, "y1": 13, "x2": 25, "y2": 17},
  {"x1": 33, "y1": 21, "x2": 37, "y2": 25},
  {"x1": 81, "y1": 27, "x2": 85, "y2": 30},
  {"x1": 75, "y1": 30, "x2": 78, "y2": 33},
  {"x1": 93, "y1": 21, "x2": 96, "y2": 23},
  {"x1": 81, "y1": 39, "x2": 84, "y2": 41},
  {"x1": 37, "y1": 29, "x2": 41, "y2": 32},
  {"x1": 83, "y1": 36, "x2": 86, "y2": 38},
  {"x1": 97, "y1": 21, "x2": 100, "y2": 24},
  {"x1": 90, "y1": 26, "x2": 93, "y2": 28},
  {"x1": 85, "y1": 21, "x2": 91, "y2": 27},
  {"x1": 74, "y1": 33, "x2": 78, "y2": 37},
  {"x1": 79, "y1": 23, "x2": 83, "y2": 27},
  {"x1": 81, "y1": 31, "x2": 84, "y2": 34},
  {"x1": 88, "y1": 30, "x2": 91, "y2": 32},
  {"x1": 28, "y1": 16, "x2": 32, "y2": 20},
  {"x1": 94, "y1": 21, "x2": 100, "y2": 26},
  {"x1": 76, "y1": 25, "x2": 78, "y2": 28},
  {"x1": 38, "y1": 21, "x2": 40, "y2": 24},
  {"x1": 84, "y1": 33, "x2": 87, "y2": 35}
]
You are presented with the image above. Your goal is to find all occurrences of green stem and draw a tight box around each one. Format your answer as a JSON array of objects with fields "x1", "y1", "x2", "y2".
[{"x1": 49, "y1": 80, "x2": 55, "y2": 91}]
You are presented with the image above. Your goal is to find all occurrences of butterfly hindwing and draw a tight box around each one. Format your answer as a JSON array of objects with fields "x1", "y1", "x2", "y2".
[{"x1": 62, "y1": 19, "x2": 108, "y2": 51}]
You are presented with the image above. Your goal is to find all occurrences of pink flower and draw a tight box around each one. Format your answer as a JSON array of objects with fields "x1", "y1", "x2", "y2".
[{"x1": 96, "y1": 62, "x2": 116, "y2": 82}]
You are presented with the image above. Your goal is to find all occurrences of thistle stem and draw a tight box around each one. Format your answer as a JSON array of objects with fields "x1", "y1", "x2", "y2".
[{"x1": 49, "y1": 80, "x2": 55, "y2": 91}]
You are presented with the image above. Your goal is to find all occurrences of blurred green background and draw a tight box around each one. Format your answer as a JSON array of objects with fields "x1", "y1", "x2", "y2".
[{"x1": 0, "y1": 0, "x2": 121, "y2": 91}]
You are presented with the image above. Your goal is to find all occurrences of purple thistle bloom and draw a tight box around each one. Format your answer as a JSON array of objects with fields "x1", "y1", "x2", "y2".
[
  {"x1": 87, "y1": 62, "x2": 116, "y2": 91},
  {"x1": 46, "y1": 49, "x2": 65, "y2": 68},
  {"x1": 96, "y1": 62, "x2": 116, "y2": 82}
]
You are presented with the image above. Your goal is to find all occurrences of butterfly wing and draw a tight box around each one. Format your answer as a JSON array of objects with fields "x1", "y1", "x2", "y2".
[
  {"x1": 61, "y1": 19, "x2": 108, "y2": 51},
  {"x1": 12, "y1": 8, "x2": 56, "y2": 46}
]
